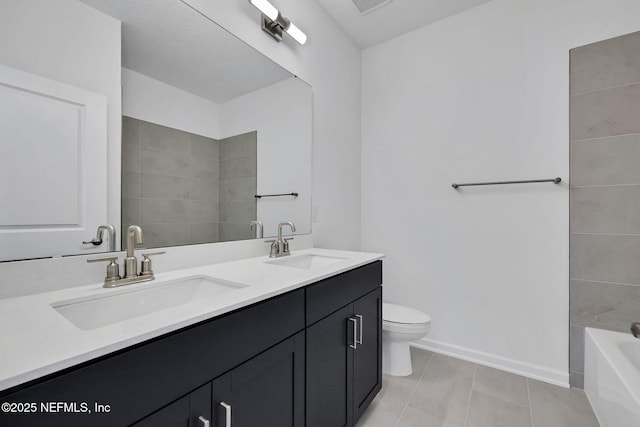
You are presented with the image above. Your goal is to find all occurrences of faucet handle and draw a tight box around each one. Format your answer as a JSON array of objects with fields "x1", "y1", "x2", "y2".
[
  {"x1": 140, "y1": 251, "x2": 165, "y2": 277},
  {"x1": 82, "y1": 237, "x2": 103, "y2": 246},
  {"x1": 87, "y1": 255, "x2": 118, "y2": 264},
  {"x1": 264, "y1": 240, "x2": 279, "y2": 257},
  {"x1": 283, "y1": 237, "x2": 294, "y2": 254},
  {"x1": 141, "y1": 251, "x2": 166, "y2": 257},
  {"x1": 87, "y1": 256, "x2": 121, "y2": 285}
]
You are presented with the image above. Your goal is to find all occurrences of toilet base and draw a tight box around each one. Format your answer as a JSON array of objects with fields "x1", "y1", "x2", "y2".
[{"x1": 382, "y1": 336, "x2": 413, "y2": 376}]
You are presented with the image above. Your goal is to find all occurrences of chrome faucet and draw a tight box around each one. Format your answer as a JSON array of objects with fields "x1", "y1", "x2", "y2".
[
  {"x1": 632, "y1": 323, "x2": 640, "y2": 338},
  {"x1": 87, "y1": 225, "x2": 164, "y2": 288},
  {"x1": 83, "y1": 224, "x2": 117, "y2": 252},
  {"x1": 124, "y1": 225, "x2": 144, "y2": 278},
  {"x1": 250, "y1": 220, "x2": 264, "y2": 239},
  {"x1": 267, "y1": 222, "x2": 296, "y2": 258}
]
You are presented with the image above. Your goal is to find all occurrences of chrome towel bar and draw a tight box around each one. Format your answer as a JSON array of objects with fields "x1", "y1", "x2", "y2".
[{"x1": 451, "y1": 177, "x2": 561, "y2": 189}]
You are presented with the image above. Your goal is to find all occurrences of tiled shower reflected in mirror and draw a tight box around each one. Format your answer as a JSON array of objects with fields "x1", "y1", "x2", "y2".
[{"x1": 121, "y1": 117, "x2": 257, "y2": 248}]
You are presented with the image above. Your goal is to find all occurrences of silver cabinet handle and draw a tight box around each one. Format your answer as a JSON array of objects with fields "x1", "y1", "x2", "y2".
[
  {"x1": 355, "y1": 314, "x2": 363, "y2": 345},
  {"x1": 348, "y1": 317, "x2": 358, "y2": 349},
  {"x1": 198, "y1": 415, "x2": 210, "y2": 427},
  {"x1": 220, "y1": 402, "x2": 232, "y2": 427}
]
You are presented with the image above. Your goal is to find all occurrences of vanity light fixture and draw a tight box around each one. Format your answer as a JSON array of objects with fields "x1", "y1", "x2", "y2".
[{"x1": 248, "y1": 0, "x2": 307, "y2": 45}]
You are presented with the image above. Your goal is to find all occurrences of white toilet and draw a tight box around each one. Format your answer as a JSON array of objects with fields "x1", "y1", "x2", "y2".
[{"x1": 382, "y1": 303, "x2": 431, "y2": 376}]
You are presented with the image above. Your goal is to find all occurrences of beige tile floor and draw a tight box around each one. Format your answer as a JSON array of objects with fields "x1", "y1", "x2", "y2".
[{"x1": 356, "y1": 348, "x2": 600, "y2": 427}]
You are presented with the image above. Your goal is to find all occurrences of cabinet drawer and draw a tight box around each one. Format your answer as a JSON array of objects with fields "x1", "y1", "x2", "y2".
[
  {"x1": 0, "y1": 289, "x2": 305, "y2": 427},
  {"x1": 306, "y1": 261, "x2": 382, "y2": 326}
]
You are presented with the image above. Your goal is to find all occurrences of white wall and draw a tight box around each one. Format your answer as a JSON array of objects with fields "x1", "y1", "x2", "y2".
[
  {"x1": 123, "y1": 68, "x2": 221, "y2": 139},
  {"x1": 184, "y1": 0, "x2": 362, "y2": 250},
  {"x1": 361, "y1": 0, "x2": 640, "y2": 385},
  {"x1": 0, "y1": 0, "x2": 122, "y2": 246},
  {"x1": 220, "y1": 77, "x2": 312, "y2": 237}
]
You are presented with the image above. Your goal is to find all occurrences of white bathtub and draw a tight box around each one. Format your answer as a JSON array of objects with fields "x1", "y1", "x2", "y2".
[{"x1": 585, "y1": 327, "x2": 640, "y2": 427}]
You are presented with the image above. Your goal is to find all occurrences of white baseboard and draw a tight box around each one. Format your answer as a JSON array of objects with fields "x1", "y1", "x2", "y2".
[{"x1": 411, "y1": 337, "x2": 569, "y2": 388}]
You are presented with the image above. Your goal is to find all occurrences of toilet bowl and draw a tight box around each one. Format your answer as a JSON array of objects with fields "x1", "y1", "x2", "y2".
[{"x1": 382, "y1": 303, "x2": 431, "y2": 376}]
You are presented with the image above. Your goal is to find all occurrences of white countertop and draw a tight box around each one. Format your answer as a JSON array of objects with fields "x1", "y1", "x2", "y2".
[{"x1": 0, "y1": 248, "x2": 383, "y2": 392}]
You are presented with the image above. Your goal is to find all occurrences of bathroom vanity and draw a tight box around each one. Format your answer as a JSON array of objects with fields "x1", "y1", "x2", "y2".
[{"x1": 0, "y1": 250, "x2": 383, "y2": 427}]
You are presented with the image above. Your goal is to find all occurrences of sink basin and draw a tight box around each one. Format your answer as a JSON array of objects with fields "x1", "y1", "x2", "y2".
[
  {"x1": 51, "y1": 275, "x2": 247, "y2": 330},
  {"x1": 265, "y1": 254, "x2": 347, "y2": 270}
]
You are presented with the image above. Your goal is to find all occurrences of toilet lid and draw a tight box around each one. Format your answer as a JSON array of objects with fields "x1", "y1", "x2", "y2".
[{"x1": 383, "y1": 303, "x2": 431, "y2": 325}]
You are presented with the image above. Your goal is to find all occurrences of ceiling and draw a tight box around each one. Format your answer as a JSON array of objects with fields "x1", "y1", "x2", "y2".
[
  {"x1": 316, "y1": 0, "x2": 493, "y2": 49},
  {"x1": 79, "y1": 0, "x2": 291, "y2": 103}
]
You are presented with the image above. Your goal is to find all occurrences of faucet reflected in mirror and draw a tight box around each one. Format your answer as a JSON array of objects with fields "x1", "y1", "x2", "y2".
[
  {"x1": 82, "y1": 224, "x2": 117, "y2": 252},
  {"x1": 631, "y1": 323, "x2": 640, "y2": 339},
  {"x1": 250, "y1": 220, "x2": 264, "y2": 238},
  {"x1": 87, "y1": 225, "x2": 165, "y2": 288}
]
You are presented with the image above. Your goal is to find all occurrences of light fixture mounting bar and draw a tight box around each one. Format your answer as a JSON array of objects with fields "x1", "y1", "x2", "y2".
[
  {"x1": 261, "y1": 14, "x2": 284, "y2": 42},
  {"x1": 249, "y1": 0, "x2": 307, "y2": 45}
]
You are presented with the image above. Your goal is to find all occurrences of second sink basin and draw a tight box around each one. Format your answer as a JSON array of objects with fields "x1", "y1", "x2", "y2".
[
  {"x1": 51, "y1": 275, "x2": 247, "y2": 330},
  {"x1": 265, "y1": 254, "x2": 347, "y2": 270}
]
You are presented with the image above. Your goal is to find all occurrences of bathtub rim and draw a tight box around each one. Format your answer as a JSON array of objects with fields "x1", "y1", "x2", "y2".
[{"x1": 585, "y1": 327, "x2": 640, "y2": 419}]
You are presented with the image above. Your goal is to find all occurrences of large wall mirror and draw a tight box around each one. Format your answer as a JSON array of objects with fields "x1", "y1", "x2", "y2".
[{"x1": 0, "y1": 0, "x2": 312, "y2": 262}]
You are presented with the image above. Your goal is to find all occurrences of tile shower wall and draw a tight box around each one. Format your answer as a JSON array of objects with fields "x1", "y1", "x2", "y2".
[
  {"x1": 218, "y1": 132, "x2": 257, "y2": 242},
  {"x1": 569, "y1": 31, "x2": 640, "y2": 388},
  {"x1": 121, "y1": 117, "x2": 256, "y2": 247}
]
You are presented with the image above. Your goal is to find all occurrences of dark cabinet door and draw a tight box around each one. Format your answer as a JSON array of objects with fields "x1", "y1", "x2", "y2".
[
  {"x1": 211, "y1": 331, "x2": 305, "y2": 427},
  {"x1": 306, "y1": 304, "x2": 355, "y2": 427},
  {"x1": 306, "y1": 287, "x2": 383, "y2": 427},
  {"x1": 132, "y1": 383, "x2": 211, "y2": 427},
  {"x1": 353, "y1": 287, "x2": 382, "y2": 422}
]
